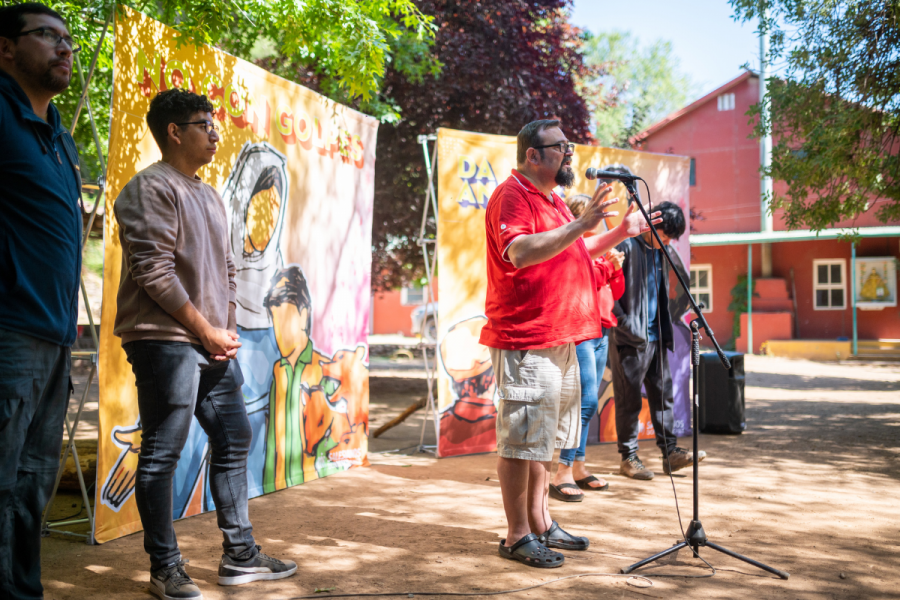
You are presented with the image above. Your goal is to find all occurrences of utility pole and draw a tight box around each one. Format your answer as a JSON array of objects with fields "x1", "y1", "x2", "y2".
[{"x1": 759, "y1": 6, "x2": 773, "y2": 277}]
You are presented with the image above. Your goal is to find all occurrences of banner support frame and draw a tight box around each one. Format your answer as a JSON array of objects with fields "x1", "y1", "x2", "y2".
[
  {"x1": 41, "y1": 4, "x2": 114, "y2": 545},
  {"x1": 415, "y1": 133, "x2": 440, "y2": 456}
]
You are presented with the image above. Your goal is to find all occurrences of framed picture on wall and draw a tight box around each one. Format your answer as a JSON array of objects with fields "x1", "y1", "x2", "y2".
[{"x1": 855, "y1": 256, "x2": 898, "y2": 310}]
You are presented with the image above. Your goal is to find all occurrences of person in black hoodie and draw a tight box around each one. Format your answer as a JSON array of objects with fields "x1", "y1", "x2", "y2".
[
  {"x1": 0, "y1": 4, "x2": 83, "y2": 598},
  {"x1": 610, "y1": 201, "x2": 706, "y2": 480}
]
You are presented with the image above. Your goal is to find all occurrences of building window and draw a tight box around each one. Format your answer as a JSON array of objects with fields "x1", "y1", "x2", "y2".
[
  {"x1": 401, "y1": 286, "x2": 425, "y2": 306},
  {"x1": 689, "y1": 158, "x2": 696, "y2": 186},
  {"x1": 690, "y1": 264, "x2": 713, "y2": 312},
  {"x1": 717, "y1": 93, "x2": 735, "y2": 111},
  {"x1": 813, "y1": 259, "x2": 846, "y2": 310}
]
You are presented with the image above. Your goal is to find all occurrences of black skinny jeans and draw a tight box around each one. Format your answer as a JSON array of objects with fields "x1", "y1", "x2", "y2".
[{"x1": 123, "y1": 341, "x2": 256, "y2": 570}]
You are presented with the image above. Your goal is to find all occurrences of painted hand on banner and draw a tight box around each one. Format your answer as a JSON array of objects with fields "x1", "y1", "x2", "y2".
[{"x1": 101, "y1": 423, "x2": 143, "y2": 510}]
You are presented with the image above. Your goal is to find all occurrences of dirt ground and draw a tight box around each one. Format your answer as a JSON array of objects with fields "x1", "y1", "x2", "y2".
[{"x1": 40, "y1": 355, "x2": 900, "y2": 600}]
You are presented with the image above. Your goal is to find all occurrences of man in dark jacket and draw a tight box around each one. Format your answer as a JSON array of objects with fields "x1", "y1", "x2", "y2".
[
  {"x1": 610, "y1": 201, "x2": 705, "y2": 480},
  {"x1": 0, "y1": 4, "x2": 83, "y2": 598}
]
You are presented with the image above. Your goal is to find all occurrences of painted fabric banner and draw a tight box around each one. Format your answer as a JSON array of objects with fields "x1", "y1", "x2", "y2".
[
  {"x1": 95, "y1": 6, "x2": 376, "y2": 544},
  {"x1": 435, "y1": 128, "x2": 691, "y2": 458}
]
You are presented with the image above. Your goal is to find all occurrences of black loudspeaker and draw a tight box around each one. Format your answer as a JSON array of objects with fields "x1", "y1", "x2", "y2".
[{"x1": 698, "y1": 351, "x2": 745, "y2": 434}]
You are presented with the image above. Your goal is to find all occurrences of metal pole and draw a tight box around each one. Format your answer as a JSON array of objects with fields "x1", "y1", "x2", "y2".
[
  {"x1": 415, "y1": 133, "x2": 439, "y2": 455},
  {"x1": 759, "y1": 9, "x2": 773, "y2": 235},
  {"x1": 851, "y1": 243, "x2": 858, "y2": 356},
  {"x1": 747, "y1": 244, "x2": 753, "y2": 355},
  {"x1": 69, "y1": 5, "x2": 113, "y2": 136}
]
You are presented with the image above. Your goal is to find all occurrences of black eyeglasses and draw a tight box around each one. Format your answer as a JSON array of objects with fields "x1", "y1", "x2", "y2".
[
  {"x1": 531, "y1": 141, "x2": 575, "y2": 154},
  {"x1": 175, "y1": 120, "x2": 220, "y2": 134},
  {"x1": 13, "y1": 27, "x2": 81, "y2": 53}
]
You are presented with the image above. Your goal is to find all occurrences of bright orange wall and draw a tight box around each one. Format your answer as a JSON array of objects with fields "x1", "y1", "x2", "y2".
[
  {"x1": 371, "y1": 282, "x2": 439, "y2": 337},
  {"x1": 372, "y1": 290, "x2": 415, "y2": 336}
]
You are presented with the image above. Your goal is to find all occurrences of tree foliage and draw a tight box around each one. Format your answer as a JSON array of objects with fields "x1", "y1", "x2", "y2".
[
  {"x1": 580, "y1": 30, "x2": 693, "y2": 148},
  {"x1": 25, "y1": 0, "x2": 437, "y2": 183},
  {"x1": 364, "y1": 0, "x2": 597, "y2": 291},
  {"x1": 731, "y1": 0, "x2": 900, "y2": 230}
]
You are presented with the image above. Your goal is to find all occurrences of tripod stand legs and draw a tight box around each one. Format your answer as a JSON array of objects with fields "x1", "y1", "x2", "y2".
[
  {"x1": 620, "y1": 542, "x2": 688, "y2": 574},
  {"x1": 620, "y1": 526, "x2": 790, "y2": 580},
  {"x1": 705, "y1": 541, "x2": 790, "y2": 579}
]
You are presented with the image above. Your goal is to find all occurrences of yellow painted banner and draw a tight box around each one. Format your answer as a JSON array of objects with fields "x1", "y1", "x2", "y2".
[
  {"x1": 435, "y1": 128, "x2": 692, "y2": 457},
  {"x1": 95, "y1": 6, "x2": 376, "y2": 543}
]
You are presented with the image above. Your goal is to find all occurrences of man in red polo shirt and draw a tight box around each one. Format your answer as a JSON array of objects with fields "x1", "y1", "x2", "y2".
[{"x1": 483, "y1": 119, "x2": 659, "y2": 568}]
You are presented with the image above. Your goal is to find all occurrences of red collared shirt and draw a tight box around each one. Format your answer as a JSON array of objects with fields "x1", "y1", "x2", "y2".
[{"x1": 480, "y1": 170, "x2": 603, "y2": 350}]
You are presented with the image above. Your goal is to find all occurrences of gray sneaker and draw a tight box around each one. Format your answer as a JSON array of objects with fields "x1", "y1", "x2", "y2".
[
  {"x1": 218, "y1": 545, "x2": 298, "y2": 586},
  {"x1": 149, "y1": 560, "x2": 202, "y2": 600},
  {"x1": 620, "y1": 455, "x2": 654, "y2": 480},
  {"x1": 662, "y1": 447, "x2": 707, "y2": 475}
]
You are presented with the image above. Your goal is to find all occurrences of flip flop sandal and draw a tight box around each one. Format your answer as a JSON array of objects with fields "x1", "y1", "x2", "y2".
[
  {"x1": 498, "y1": 533, "x2": 565, "y2": 568},
  {"x1": 549, "y1": 483, "x2": 583, "y2": 502},
  {"x1": 575, "y1": 475, "x2": 610, "y2": 491},
  {"x1": 538, "y1": 521, "x2": 590, "y2": 551}
]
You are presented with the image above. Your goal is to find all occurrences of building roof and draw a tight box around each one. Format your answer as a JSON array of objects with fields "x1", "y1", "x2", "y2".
[
  {"x1": 630, "y1": 70, "x2": 757, "y2": 147},
  {"x1": 691, "y1": 226, "x2": 900, "y2": 246}
]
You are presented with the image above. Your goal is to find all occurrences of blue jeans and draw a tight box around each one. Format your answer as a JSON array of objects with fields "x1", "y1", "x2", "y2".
[
  {"x1": 558, "y1": 333, "x2": 609, "y2": 466},
  {"x1": 0, "y1": 329, "x2": 69, "y2": 600},
  {"x1": 123, "y1": 341, "x2": 256, "y2": 570}
]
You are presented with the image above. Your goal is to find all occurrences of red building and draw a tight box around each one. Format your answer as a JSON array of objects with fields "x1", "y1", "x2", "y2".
[{"x1": 633, "y1": 71, "x2": 900, "y2": 357}]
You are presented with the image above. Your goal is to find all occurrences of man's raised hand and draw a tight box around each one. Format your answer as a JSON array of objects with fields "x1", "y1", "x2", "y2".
[
  {"x1": 578, "y1": 184, "x2": 620, "y2": 231},
  {"x1": 617, "y1": 202, "x2": 663, "y2": 238}
]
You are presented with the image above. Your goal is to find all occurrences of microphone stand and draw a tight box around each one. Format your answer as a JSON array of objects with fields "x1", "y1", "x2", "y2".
[{"x1": 617, "y1": 178, "x2": 789, "y2": 580}]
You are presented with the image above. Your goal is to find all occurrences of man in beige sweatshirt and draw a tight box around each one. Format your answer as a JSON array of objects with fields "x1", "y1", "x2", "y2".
[{"x1": 114, "y1": 88, "x2": 296, "y2": 600}]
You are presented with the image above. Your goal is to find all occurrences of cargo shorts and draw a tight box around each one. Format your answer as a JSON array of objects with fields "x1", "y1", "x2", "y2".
[{"x1": 489, "y1": 344, "x2": 581, "y2": 462}]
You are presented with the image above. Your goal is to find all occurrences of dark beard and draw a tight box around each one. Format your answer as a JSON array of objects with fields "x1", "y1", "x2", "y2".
[
  {"x1": 555, "y1": 164, "x2": 575, "y2": 188},
  {"x1": 15, "y1": 53, "x2": 70, "y2": 95}
]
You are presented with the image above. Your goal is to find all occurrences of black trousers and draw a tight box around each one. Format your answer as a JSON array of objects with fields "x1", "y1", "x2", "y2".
[{"x1": 609, "y1": 341, "x2": 677, "y2": 459}]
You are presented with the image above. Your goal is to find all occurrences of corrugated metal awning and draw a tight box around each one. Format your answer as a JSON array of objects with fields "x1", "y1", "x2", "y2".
[{"x1": 690, "y1": 226, "x2": 900, "y2": 247}]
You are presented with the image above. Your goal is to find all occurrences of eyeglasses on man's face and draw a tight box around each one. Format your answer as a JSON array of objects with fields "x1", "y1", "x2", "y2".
[
  {"x1": 176, "y1": 120, "x2": 220, "y2": 135},
  {"x1": 531, "y1": 141, "x2": 575, "y2": 155},
  {"x1": 14, "y1": 27, "x2": 81, "y2": 53}
]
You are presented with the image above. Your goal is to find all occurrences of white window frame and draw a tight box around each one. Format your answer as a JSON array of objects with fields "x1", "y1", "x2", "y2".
[
  {"x1": 717, "y1": 93, "x2": 735, "y2": 111},
  {"x1": 690, "y1": 264, "x2": 713, "y2": 313},
  {"x1": 400, "y1": 286, "x2": 425, "y2": 306},
  {"x1": 813, "y1": 259, "x2": 847, "y2": 311}
]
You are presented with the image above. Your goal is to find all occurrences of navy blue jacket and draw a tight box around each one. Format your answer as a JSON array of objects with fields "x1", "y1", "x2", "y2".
[{"x1": 0, "y1": 70, "x2": 83, "y2": 347}]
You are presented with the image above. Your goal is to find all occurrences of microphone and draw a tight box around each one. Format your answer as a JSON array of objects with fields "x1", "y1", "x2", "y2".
[{"x1": 585, "y1": 167, "x2": 639, "y2": 181}]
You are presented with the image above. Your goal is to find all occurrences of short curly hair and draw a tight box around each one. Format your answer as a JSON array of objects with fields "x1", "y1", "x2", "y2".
[
  {"x1": 656, "y1": 201, "x2": 686, "y2": 240},
  {"x1": 146, "y1": 88, "x2": 215, "y2": 151}
]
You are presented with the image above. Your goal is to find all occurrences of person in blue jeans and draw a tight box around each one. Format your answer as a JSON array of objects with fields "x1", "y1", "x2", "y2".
[
  {"x1": 551, "y1": 194, "x2": 625, "y2": 501},
  {"x1": 0, "y1": 5, "x2": 84, "y2": 598}
]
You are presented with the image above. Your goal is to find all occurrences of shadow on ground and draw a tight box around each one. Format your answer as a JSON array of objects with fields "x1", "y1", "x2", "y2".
[{"x1": 40, "y1": 358, "x2": 900, "y2": 599}]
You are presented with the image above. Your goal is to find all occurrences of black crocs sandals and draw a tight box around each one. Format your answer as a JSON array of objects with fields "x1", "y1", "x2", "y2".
[
  {"x1": 538, "y1": 521, "x2": 590, "y2": 551},
  {"x1": 498, "y1": 533, "x2": 565, "y2": 568}
]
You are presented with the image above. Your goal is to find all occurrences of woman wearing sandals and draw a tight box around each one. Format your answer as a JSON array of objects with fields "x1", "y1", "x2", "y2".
[{"x1": 550, "y1": 193, "x2": 626, "y2": 503}]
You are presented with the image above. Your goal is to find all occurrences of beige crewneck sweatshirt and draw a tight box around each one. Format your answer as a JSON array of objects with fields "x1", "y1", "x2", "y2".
[{"x1": 113, "y1": 161, "x2": 236, "y2": 345}]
